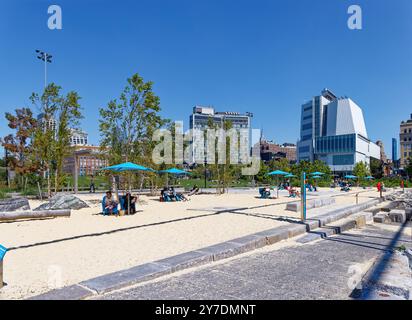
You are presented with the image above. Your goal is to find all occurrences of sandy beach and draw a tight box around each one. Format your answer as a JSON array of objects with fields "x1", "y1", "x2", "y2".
[{"x1": 0, "y1": 188, "x2": 381, "y2": 299}]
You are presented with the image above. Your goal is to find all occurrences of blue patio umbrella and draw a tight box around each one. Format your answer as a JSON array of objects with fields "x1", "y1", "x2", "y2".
[
  {"x1": 284, "y1": 173, "x2": 296, "y2": 178},
  {"x1": 267, "y1": 170, "x2": 289, "y2": 198},
  {"x1": 312, "y1": 175, "x2": 322, "y2": 179},
  {"x1": 310, "y1": 172, "x2": 325, "y2": 176},
  {"x1": 267, "y1": 170, "x2": 289, "y2": 176},
  {"x1": 103, "y1": 162, "x2": 153, "y2": 172},
  {"x1": 158, "y1": 168, "x2": 191, "y2": 175},
  {"x1": 345, "y1": 175, "x2": 357, "y2": 179},
  {"x1": 365, "y1": 176, "x2": 374, "y2": 180},
  {"x1": 159, "y1": 168, "x2": 191, "y2": 187},
  {"x1": 103, "y1": 162, "x2": 154, "y2": 214}
]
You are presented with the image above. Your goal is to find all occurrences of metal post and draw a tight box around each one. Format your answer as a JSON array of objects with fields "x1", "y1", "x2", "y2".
[
  {"x1": 74, "y1": 154, "x2": 78, "y2": 194},
  {"x1": 301, "y1": 172, "x2": 306, "y2": 221}
]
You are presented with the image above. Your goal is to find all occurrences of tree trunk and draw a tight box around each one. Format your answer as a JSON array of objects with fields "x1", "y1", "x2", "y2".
[{"x1": 0, "y1": 209, "x2": 71, "y2": 221}]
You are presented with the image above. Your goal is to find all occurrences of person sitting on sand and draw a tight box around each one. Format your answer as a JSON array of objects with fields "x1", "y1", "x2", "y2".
[
  {"x1": 188, "y1": 185, "x2": 200, "y2": 196},
  {"x1": 122, "y1": 192, "x2": 137, "y2": 214},
  {"x1": 103, "y1": 191, "x2": 118, "y2": 215}
]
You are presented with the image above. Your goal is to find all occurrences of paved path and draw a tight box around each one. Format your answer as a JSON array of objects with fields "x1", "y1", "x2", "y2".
[{"x1": 97, "y1": 224, "x2": 411, "y2": 300}]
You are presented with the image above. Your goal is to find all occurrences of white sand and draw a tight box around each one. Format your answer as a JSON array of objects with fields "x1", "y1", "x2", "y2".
[{"x1": 0, "y1": 188, "x2": 381, "y2": 299}]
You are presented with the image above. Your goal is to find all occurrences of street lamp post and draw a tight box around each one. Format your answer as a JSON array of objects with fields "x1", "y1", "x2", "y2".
[{"x1": 35, "y1": 50, "x2": 53, "y2": 88}]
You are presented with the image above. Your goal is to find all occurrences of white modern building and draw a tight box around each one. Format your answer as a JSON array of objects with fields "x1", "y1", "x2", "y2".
[{"x1": 297, "y1": 89, "x2": 380, "y2": 174}]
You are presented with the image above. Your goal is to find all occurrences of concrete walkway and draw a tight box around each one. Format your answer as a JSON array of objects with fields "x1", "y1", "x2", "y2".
[{"x1": 97, "y1": 224, "x2": 411, "y2": 300}]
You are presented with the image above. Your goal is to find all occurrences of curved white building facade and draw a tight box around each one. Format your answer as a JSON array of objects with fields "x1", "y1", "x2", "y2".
[{"x1": 297, "y1": 89, "x2": 380, "y2": 174}]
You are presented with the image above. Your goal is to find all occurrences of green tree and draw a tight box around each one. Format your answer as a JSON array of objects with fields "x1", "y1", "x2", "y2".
[
  {"x1": 353, "y1": 161, "x2": 370, "y2": 185},
  {"x1": 99, "y1": 73, "x2": 168, "y2": 190},
  {"x1": 1, "y1": 108, "x2": 38, "y2": 189},
  {"x1": 370, "y1": 158, "x2": 383, "y2": 179},
  {"x1": 30, "y1": 83, "x2": 83, "y2": 196}
]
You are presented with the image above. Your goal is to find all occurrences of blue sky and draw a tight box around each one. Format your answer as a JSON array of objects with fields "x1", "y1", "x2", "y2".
[{"x1": 0, "y1": 0, "x2": 411, "y2": 159}]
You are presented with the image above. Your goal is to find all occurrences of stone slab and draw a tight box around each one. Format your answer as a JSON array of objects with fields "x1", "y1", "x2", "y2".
[
  {"x1": 228, "y1": 234, "x2": 267, "y2": 251},
  {"x1": 29, "y1": 284, "x2": 93, "y2": 300},
  {"x1": 196, "y1": 242, "x2": 243, "y2": 261},
  {"x1": 80, "y1": 262, "x2": 171, "y2": 294},
  {"x1": 156, "y1": 251, "x2": 213, "y2": 273},
  {"x1": 253, "y1": 227, "x2": 289, "y2": 245},
  {"x1": 388, "y1": 210, "x2": 406, "y2": 223}
]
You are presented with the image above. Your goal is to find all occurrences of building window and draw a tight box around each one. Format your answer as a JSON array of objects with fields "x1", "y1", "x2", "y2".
[
  {"x1": 333, "y1": 154, "x2": 354, "y2": 165},
  {"x1": 302, "y1": 123, "x2": 312, "y2": 131},
  {"x1": 299, "y1": 146, "x2": 310, "y2": 153}
]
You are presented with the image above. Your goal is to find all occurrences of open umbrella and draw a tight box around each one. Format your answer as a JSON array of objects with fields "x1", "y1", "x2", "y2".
[
  {"x1": 365, "y1": 176, "x2": 374, "y2": 180},
  {"x1": 103, "y1": 162, "x2": 154, "y2": 214},
  {"x1": 284, "y1": 173, "x2": 296, "y2": 178},
  {"x1": 310, "y1": 172, "x2": 325, "y2": 176},
  {"x1": 103, "y1": 162, "x2": 153, "y2": 172},
  {"x1": 344, "y1": 175, "x2": 357, "y2": 180},
  {"x1": 158, "y1": 168, "x2": 191, "y2": 187},
  {"x1": 158, "y1": 168, "x2": 191, "y2": 175},
  {"x1": 267, "y1": 170, "x2": 289, "y2": 197}
]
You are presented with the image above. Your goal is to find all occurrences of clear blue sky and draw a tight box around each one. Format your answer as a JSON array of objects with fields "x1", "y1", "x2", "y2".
[{"x1": 1, "y1": 0, "x2": 411, "y2": 159}]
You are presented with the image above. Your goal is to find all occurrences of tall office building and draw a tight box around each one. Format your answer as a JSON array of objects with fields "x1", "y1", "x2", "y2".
[
  {"x1": 297, "y1": 89, "x2": 380, "y2": 174},
  {"x1": 400, "y1": 114, "x2": 412, "y2": 168},
  {"x1": 392, "y1": 138, "x2": 399, "y2": 168},
  {"x1": 189, "y1": 106, "x2": 252, "y2": 164}
]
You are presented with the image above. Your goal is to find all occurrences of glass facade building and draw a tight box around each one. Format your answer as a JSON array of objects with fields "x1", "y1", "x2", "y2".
[{"x1": 297, "y1": 89, "x2": 380, "y2": 174}]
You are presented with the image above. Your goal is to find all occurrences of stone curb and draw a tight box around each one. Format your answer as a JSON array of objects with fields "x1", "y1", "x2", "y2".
[{"x1": 28, "y1": 197, "x2": 383, "y2": 300}]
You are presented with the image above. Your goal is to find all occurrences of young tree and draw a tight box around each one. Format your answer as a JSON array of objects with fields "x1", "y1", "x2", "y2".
[
  {"x1": 30, "y1": 83, "x2": 82, "y2": 196},
  {"x1": 353, "y1": 161, "x2": 370, "y2": 185},
  {"x1": 99, "y1": 73, "x2": 168, "y2": 190},
  {"x1": 1, "y1": 108, "x2": 38, "y2": 189}
]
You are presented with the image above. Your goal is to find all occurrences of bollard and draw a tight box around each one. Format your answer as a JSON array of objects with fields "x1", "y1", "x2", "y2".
[
  {"x1": 0, "y1": 245, "x2": 7, "y2": 289},
  {"x1": 356, "y1": 193, "x2": 359, "y2": 205},
  {"x1": 301, "y1": 172, "x2": 306, "y2": 221}
]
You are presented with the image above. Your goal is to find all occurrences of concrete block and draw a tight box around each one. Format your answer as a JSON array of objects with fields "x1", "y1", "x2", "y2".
[
  {"x1": 374, "y1": 213, "x2": 388, "y2": 224},
  {"x1": 80, "y1": 262, "x2": 171, "y2": 294},
  {"x1": 296, "y1": 233, "x2": 322, "y2": 243},
  {"x1": 286, "y1": 197, "x2": 336, "y2": 212},
  {"x1": 254, "y1": 227, "x2": 289, "y2": 245},
  {"x1": 196, "y1": 241, "x2": 246, "y2": 261},
  {"x1": 29, "y1": 284, "x2": 93, "y2": 300},
  {"x1": 156, "y1": 251, "x2": 213, "y2": 273},
  {"x1": 286, "y1": 224, "x2": 307, "y2": 238},
  {"x1": 229, "y1": 234, "x2": 267, "y2": 251},
  {"x1": 389, "y1": 210, "x2": 406, "y2": 223}
]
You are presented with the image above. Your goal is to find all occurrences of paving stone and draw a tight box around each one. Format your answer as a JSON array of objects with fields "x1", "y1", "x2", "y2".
[
  {"x1": 196, "y1": 241, "x2": 246, "y2": 261},
  {"x1": 29, "y1": 284, "x2": 93, "y2": 300},
  {"x1": 228, "y1": 234, "x2": 267, "y2": 251},
  {"x1": 80, "y1": 262, "x2": 171, "y2": 294},
  {"x1": 156, "y1": 251, "x2": 213, "y2": 273},
  {"x1": 253, "y1": 227, "x2": 289, "y2": 245}
]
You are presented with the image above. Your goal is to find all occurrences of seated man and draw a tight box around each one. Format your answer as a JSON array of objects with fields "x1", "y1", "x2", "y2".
[
  {"x1": 122, "y1": 193, "x2": 137, "y2": 214},
  {"x1": 259, "y1": 187, "x2": 271, "y2": 198},
  {"x1": 102, "y1": 191, "x2": 119, "y2": 215}
]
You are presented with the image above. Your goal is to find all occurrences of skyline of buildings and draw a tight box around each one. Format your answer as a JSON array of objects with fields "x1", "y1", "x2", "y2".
[{"x1": 297, "y1": 89, "x2": 381, "y2": 174}]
